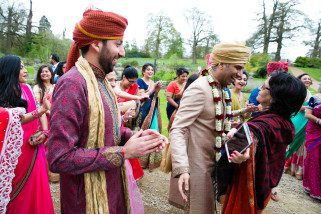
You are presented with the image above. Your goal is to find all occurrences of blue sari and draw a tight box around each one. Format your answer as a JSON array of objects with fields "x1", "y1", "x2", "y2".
[{"x1": 136, "y1": 78, "x2": 162, "y2": 170}]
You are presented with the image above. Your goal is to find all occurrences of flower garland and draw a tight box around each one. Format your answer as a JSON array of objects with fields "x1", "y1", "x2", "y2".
[{"x1": 201, "y1": 69, "x2": 233, "y2": 161}]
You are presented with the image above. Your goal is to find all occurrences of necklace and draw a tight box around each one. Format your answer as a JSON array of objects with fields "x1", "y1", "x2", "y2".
[{"x1": 202, "y1": 69, "x2": 233, "y2": 161}]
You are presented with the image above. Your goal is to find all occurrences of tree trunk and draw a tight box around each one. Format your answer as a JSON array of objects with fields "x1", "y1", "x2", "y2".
[
  {"x1": 264, "y1": 0, "x2": 278, "y2": 54},
  {"x1": 192, "y1": 40, "x2": 197, "y2": 64},
  {"x1": 311, "y1": 21, "x2": 321, "y2": 58},
  {"x1": 24, "y1": 0, "x2": 33, "y2": 54}
]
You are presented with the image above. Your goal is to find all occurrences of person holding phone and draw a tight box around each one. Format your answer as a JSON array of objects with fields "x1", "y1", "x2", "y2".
[{"x1": 219, "y1": 71, "x2": 306, "y2": 213}]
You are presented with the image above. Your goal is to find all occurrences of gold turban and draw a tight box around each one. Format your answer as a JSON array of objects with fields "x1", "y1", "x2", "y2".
[{"x1": 211, "y1": 42, "x2": 251, "y2": 65}]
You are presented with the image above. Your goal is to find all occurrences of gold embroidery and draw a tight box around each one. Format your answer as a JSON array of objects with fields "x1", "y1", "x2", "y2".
[
  {"x1": 101, "y1": 146, "x2": 124, "y2": 167},
  {"x1": 172, "y1": 166, "x2": 190, "y2": 178}
]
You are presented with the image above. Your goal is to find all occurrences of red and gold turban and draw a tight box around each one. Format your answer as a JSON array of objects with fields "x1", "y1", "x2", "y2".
[
  {"x1": 65, "y1": 9, "x2": 128, "y2": 71},
  {"x1": 267, "y1": 61, "x2": 288, "y2": 75}
]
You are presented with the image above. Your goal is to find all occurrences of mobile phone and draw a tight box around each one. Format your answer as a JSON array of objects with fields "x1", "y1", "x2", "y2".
[{"x1": 224, "y1": 122, "x2": 253, "y2": 162}]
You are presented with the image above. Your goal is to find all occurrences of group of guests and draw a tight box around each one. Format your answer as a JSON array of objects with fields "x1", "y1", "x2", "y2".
[{"x1": 0, "y1": 8, "x2": 320, "y2": 214}]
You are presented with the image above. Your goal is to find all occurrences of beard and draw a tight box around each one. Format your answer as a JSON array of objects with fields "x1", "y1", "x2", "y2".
[{"x1": 98, "y1": 44, "x2": 114, "y2": 75}]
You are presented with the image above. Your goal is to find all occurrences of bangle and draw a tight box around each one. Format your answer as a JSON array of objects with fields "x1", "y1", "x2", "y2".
[
  {"x1": 42, "y1": 130, "x2": 49, "y2": 138},
  {"x1": 117, "y1": 147, "x2": 125, "y2": 159},
  {"x1": 31, "y1": 109, "x2": 41, "y2": 118},
  {"x1": 122, "y1": 115, "x2": 129, "y2": 123}
]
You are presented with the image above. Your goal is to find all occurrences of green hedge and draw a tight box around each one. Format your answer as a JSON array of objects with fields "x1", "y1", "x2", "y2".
[{"x1": 294, "y1": 56, "x2": 321, "y2": 68}]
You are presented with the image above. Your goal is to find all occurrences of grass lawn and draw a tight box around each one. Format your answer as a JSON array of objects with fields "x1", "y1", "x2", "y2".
[{"x1": 296, "y1": 67, "x2": 321, "y2": 81}]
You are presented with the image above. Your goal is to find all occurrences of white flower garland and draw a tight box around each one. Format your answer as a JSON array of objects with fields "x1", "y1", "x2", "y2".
[{"x1": 206, "y1": 73, "x2": 233, "y2": 162}]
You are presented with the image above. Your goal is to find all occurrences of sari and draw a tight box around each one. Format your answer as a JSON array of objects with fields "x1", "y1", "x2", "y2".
[
  {"x1": 4, "y1": 84, "x2": 54, "y2": 214},
  {"x1": 284, "y1": 91, "x2": 311, "y2": 178},
  {"x1": 116, "y1": 82, "x2": 144, "y2": 181},
  {"x1": 136, "y1": 78, "x2": 162, "y2": 171},
  {"x1": 218, "y1": 112, "x2": 294, "y2": 213},
  {"x1": 303, "y1": 96, "x2": 321, "y2": 200},
  {"x1": 166, "y1": 81, "x2": 182, "y2": 120}
]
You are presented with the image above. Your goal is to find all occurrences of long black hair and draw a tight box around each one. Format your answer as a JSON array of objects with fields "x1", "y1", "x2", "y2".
[
  {"x1": 0, "y1": 55, "x2": 27, "y2": 108},
  {"x1": 55, "y1": 61, "x2": 66, "y2": 77},
  {"x1": 269, "y1": 71, "x2": 306, "y2": 119},
  {"x1": 36, "y1": 65, "x2": 54, "y2": 101}
]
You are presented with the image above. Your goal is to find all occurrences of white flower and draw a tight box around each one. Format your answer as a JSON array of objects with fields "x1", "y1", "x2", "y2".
[
  {"x1": 212, "y1": 88, "x2": 219, "y2": 98},
  {"x1": 216, "y1": 105, "x2": 222, "y2": 115},
  {"x1": 226, "y1": 106, "x2": 232, "y2": 114},
  {"x1": 225, "y1": 121, "x2": 231, "y2": 131},
  {"x1": 215, "y1": 136, "x2": 222, "y2": 148},
  {"x1": 225, "y1": 90, "x2": 230, "y2": 99},
  {"x1": 216, "y1": 152, "x2": 222, "y2": 162},
  {"x1": 216, "y1": 120, "x2": 222, "y2": 131},
  {"x1": 207, "y1": 75, "x2": 214, "y2": 83}
]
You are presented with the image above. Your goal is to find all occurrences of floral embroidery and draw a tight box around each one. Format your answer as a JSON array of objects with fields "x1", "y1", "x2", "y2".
[
  {"x1": 172, "y1": 166, "x2": 190, "y2": 178},
  {"x1": 101, "y1": 146, "x2": 124, "y2": 167}
]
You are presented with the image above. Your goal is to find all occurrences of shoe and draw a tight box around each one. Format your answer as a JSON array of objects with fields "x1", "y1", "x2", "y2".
[
  {"x1": 295, "y1": 173, "x2": 303, "y2": 180},
  {"x1": 271, "y1": 191, "x2": 280, "y2": 202}
]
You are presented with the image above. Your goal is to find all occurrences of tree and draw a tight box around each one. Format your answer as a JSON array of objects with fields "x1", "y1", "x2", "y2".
[
  {"x1": 308, "y1": 20, "x2": 321, "y2": 58},
  {"x1": 271, "y1": 0, "x2": 306, "y2": 60},
  {"x1": 145, "y1": 13, "x2": 177, "y2": 58},
  {"x1": 185, "y1": 7, "x2": 214, "y2": 64},
  {"x1": 24, "y1": 0, "x2": 33, "y2": 54},
  {"x1": 38, "y1": 15, "x2": 51, "y2": 33},
  {"x1": 164, "y1": 29, "x2": 184, "y2": 58},
  {"x1": 0, "y1": 2, "x2": 27, "y2": 54},
  {"x1": 247, "y1": 0, "x2": 279, "y2": 53}
]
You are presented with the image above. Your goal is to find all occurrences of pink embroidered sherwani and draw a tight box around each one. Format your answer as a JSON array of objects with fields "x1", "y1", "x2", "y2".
[{"x1": 48, "y1": 67, "x2": 138, "y2": 214}]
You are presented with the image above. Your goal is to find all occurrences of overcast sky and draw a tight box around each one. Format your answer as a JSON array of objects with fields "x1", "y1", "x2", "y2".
[{"x1": 18, "y1": 0, "x2": 321, "y2": 61}]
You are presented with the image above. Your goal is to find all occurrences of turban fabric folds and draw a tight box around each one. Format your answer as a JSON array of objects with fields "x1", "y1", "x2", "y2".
[
  {"x1": 66, "y1": 9, "x2": 128, "y2": 71},
  {"x1": 267, "y1": 61, "x2": 288, "y2": 75},
  {"x1": 211, "y1": 42, "x2": 251, "y2": 65}
]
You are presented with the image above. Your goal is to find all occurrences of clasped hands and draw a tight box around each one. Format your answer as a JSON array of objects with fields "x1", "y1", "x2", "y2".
[{"x1": 122, "y1": 129, "x2": 168, "y2": 159}]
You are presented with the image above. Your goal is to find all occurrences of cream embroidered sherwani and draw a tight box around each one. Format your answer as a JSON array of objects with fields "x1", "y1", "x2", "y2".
[{"x1": 169, "y1": 75, "x2": 225, "y2": 214}]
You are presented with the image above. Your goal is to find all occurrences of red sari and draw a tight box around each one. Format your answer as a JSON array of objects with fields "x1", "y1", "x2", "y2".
[
  {"x1": 117, "y1": 83, "x2": 144, "y2": 180},
  {"x1": 4, "y1": 84, "x2": 54, "y2": 214}
]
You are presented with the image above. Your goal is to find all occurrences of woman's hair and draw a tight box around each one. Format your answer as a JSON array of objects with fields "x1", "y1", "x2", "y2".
[
  {"x1": 297, "y1": 72, "x2": 312, "y2": 84},
  {"x1": 176, "y1": 67, "x2": 189, "y2": 77},
  {"x1": 36, "y1": 65, "x2": 54, "y2": 101},
  {"x1": 0, "y1": 55, "x2": 27, "y2": 108},
  {"x1": 142, "y1": 63, "x2": 154, "y2": 74},
  {"x1": 55, "y1": 61, "x2": 66, "y2": 77},
  {"x1": 122, "y1": 65, "x2": 138, "y2": 79},
  {"x1": 269, "y1": 71, "x2": 306, "y2": 119},
  {"x1": 184, "y1": 73, "x2": 199, "y2": 91},
  {"x1": 232, "y1": 70, "x2": 249, "y2": 86}
]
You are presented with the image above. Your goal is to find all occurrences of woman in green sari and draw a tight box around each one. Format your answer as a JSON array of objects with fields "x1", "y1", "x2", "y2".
[{"x1": 284, "y1": 73, "x2": 312, "y2": 180}]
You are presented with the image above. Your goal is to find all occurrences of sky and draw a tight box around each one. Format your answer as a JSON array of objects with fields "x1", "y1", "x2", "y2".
[{"x1": 17, "y1": 0, "x2": 321, "y2": 61}]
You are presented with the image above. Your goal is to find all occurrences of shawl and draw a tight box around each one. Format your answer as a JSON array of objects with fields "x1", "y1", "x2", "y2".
[
  {"x1": 219, "y1": 112, "x2": 294, "y2": 212},
  {"x1": 0, "y1": 108, "x2": 24, "y2": 213}
]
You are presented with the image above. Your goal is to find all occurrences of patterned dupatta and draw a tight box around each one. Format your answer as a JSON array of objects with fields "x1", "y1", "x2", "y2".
[
  {"x1": 75, "y1": 57, "x2": 131, "y2": 214},
  {"x1": 0, "y1": 108, "x2": 25, "y2": 213}
]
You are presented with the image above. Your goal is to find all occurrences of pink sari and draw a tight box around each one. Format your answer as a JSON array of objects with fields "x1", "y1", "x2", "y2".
[{"x1": 5, "y1": 84, "x2": 54, "y2": 214}]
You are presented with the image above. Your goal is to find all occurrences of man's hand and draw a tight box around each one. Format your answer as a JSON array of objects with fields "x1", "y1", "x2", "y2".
[
  {"x1": 122, "y1": 129, "x2": 167, "y2": 159},
  {"x1": 178, "y1": 173, "x2": 190, "y2": 202}
]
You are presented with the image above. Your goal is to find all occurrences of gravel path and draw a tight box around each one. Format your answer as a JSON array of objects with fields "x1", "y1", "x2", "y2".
[{"x1": 50, "y1": 169, "x2": 320, "y2": 214}]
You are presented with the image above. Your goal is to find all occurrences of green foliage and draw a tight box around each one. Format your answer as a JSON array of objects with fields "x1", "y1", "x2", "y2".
[
  {"x1": 249, "y1": 53, "x2": 271, "y2": 69},
  {"x1": 294, "y1": 56, "x2": 321, "y2": 68},
  {"x1": 154, "y1": 70, "x2": 176, "y2": 82},
  {"x1": 253, "y1": 66, "x2": 267, "y2": 78},
  {"x1": 121, "y1": 59, "x2": 139, "y2": 67}
]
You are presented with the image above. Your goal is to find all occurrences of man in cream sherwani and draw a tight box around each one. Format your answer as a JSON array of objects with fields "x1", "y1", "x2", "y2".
[{"x1": 169, "y1": 42, "x2": 251, "y2": 213}]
